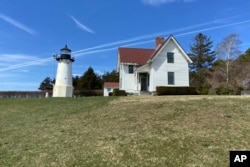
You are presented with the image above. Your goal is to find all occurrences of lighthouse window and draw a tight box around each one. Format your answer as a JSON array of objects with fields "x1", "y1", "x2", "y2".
[{"x1": 62, "y1": 50, "x2": 70, "y2": 54}]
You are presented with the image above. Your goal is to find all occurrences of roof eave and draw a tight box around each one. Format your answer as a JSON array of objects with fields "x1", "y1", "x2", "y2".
[
  {"x1": 150, "y1": 35, "x2": 193, "y2": 64},
  {"x1": 170, "y1": 36, "x2": 193, "y2": 64},
  {"x1": 120, "y1": 62, "x2": 139, "y2": 65}
]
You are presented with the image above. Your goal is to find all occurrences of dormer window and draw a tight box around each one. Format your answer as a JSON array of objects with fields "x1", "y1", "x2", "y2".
[
  {"x1": 167, "y1": 52, "x2": 174, "y2": 63},
  {"x1": 128, "y1": 65, "x2": 134, "y2": 74}
]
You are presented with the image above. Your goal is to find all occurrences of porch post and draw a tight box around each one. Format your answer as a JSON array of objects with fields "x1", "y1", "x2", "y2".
[{"x1": 135, "y1": 72, "x2": 139, "y2": 92}]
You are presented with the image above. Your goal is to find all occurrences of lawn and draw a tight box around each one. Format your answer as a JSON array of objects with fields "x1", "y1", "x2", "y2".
[{"x1": 0, "y1": 96, "x2": 250, "y2": 167}]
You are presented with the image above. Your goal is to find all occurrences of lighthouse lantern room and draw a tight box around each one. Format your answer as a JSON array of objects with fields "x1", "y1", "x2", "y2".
[{"x1": 52, "y1": 45, "x2": 74, "y2": 97}]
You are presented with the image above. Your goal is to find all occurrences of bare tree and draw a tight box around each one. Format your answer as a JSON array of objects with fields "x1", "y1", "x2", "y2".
[{"x1": 216, "y1": 34, "x2": 242, "y2": 86}]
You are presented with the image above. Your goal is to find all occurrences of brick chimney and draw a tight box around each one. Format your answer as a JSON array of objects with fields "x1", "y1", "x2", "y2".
[{"x1": 155, "y1": 36, "x2": 164, "y2": 48}]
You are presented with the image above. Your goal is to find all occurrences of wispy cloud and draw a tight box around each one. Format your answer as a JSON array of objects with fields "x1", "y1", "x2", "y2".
[
  {"x1": 0, "y1": 13, "x2": 37, "y2": 35},
  {"x1": 0, "y1": 54, "x2": 39, "y2": 65},
  {"x1": 69, "y1": 15, "x2": 95, "y2": 34},
  {"x1": 183, "y1": 0, "x2": 196, "y2": 2},
  {"x1": 1, "y1": 18, "x2": 250, "y2": 72},
  {"x1": 0, "y1": 54, "x2": 50, "y2": 72},
  {"x1": 142, "y1": 0, "x2": 196, "y2": 6},
  {"x1": 175, "y1": 20, "x2": 250, "y2": 37}
]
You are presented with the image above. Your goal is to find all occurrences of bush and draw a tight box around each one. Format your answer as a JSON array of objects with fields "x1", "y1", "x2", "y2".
[
  {"x1": 108, "y1": 92, "x2": 113, "y2": 96},
  {"x1": 113, "y1": 89, "x2": 127, "y2": 96},
  {"x1": 200, "y1": 82, "x2": 211, "y2": 95},
  {"x1": 74, "y1": 90, "x2": 103, "y2": 97},
  {"x1": 156, "y1": 86, "x2": 198, "y2": 95},
  {"x1": 215, "y1": 86, "x2": 235, "y2": 95}
]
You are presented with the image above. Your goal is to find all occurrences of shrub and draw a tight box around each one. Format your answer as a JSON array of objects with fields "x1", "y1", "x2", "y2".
[
  {"x1": 156, "y1": 86, "x2": 198, "y2": 95},
  {"x1": 108, "y1": 92, "x2": 113, "y2": 96},
  {"x1": 200, "y1": 82, "x2": 211, "y2": 95},
  {"x1": 215, "y1": 86, "x2": 235, "y2": 95},
  {"x1": 113, "y1": 89, "x2": 127, "y2": 96},
  {"x1": 74, "y1": 90, "x2": 103, "y2": 97}
]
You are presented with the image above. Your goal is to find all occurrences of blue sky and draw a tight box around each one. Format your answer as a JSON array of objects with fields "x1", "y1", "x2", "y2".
[{"x1": 0, "y1": 0, "x2": 250, "y2": 90}]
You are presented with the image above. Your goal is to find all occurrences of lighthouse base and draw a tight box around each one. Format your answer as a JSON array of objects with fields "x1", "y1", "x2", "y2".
[{"x1": 52, "y1": 85, "x2": 73, "y2": 97}]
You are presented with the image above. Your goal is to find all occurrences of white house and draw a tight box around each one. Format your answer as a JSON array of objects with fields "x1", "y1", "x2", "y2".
[
  {"x1": 103, "y1": 82, "x2": 119, "y2": 96},
  {"x1": 116, "y1": 35, "x2": 193, "y2": 94}
]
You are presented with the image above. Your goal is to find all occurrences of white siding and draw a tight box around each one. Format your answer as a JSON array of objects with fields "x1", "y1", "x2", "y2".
[
  {"x1": 150, "y1": 40, "x2": 189, "y2": 92},
  {"x1": 55, "y1": 59, "x2": 73, "y2": 86},
  {"x1": 53, "y1": 59, "x2": 73, "y2": 97},
  {"x1": 118, "y1": 37, "x2": 191, "y2": 93},
  {"x1": 119, "y1": 64, "x2": 137, "y2": 93},
  {"x1": 103, "y1": 87, "x2": 114, "y2": 96}
]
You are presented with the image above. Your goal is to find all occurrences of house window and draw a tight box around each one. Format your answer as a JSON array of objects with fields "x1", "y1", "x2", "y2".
[
  {"x1": 107, "y1": 88, "x2": 111, "y2": 92},
  {"x1": 128, "y1": 65, "x2": 134, "y2": 74},
  {"x1": 167, "y1": 52, "x2": 174, "y2": 63},
  {"x1": 168, "y1": 72, "x2": 175, "y2": 85}
]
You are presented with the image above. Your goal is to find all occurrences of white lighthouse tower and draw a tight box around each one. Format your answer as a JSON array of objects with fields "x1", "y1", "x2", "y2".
[{"x1": 52, "y1": 45, "x2": 74, "y2": 97}]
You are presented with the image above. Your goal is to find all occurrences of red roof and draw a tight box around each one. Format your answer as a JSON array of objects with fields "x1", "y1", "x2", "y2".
[
  {"x1": 104, "y1": 82, "x2": 119, "y2": 88},
  {"x1": 117, "y1": 36, "x2": 191, "y2": 70},
  {"x1": 119, "y1": 47, "x2": 155, "y2": 65}
]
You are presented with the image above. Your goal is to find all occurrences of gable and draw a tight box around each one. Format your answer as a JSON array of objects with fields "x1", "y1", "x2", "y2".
[
  {"x1": 148, "y1": 36, "x2": 192, "y2": 64},
  {"x1": 117, "y1": 35, "x2": 192, "y2": 73}
]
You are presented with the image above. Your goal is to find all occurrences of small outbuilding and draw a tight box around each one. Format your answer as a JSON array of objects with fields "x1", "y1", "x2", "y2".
[{"x1": 103, "y1": 82, "x2": 119, "y2": 96}]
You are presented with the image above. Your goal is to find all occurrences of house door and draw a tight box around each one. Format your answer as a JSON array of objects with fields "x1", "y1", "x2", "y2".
[{"x1": 140, "y1": 73, "x2": 148, "y2": 91}]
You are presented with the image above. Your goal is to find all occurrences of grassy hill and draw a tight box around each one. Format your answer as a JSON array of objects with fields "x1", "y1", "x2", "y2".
[{"x1": 0, "y1": 96, "x2": 250, "y2": 167}]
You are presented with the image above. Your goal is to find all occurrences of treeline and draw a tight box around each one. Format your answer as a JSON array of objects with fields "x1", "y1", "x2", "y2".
[
  {"x1": 73, "y1": 67, "x2": 119, "y2": 90},
  {"x1": 39, "y1": 32, "x2": 250, "y2": 95},
  {"x1": 38, "y1": 67, "x2": 118, "y2": 92},
  {"x1": 189, "y1": 33, "x2": 250, "y2": 95}
]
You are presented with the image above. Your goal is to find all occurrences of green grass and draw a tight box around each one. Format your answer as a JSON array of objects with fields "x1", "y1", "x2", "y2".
[{"x1": 0, "y1": 96, "x2": 250, "y2": 167}]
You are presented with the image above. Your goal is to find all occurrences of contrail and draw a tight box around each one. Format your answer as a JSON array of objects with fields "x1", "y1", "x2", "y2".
[
  {"x1": 72, "y1": 17, "x2": 236, "y2": 54},
  {"x1": 0, "y1": 48, "x2": 118, "y2": 72},
  {"x1": 122, "y1": 20, "x2": 250, "y2": 47},
  {"x1": 175, "y1": 20, "x2": 250, "y2": 37},
  {"x1": 142, "y1": 0, "x2": 179, "y2": 6},
  {"x1": 0, "y1": 48, "x2": 120, "y2": 72},
  {"x1": 69, "y1": 15, "x2": 95, "y2": 34},
  {"x1": 0, "y1": 13, "x2": 37, "y2": 35},
  {"x1": 121, "y1": 39, "x2": 154, "y2": 47},
  {"x1": 74, "y1": 47, "x2": 118, "y2": 57},
  {"x1": 0, "y1": 18, "x2": 249, "y2": 72},
  {"x1": 72, "y1": 20, "x2": 216, "y2": 54},
  {"x1": 0, "y1": 57, "x2": 52, "y2": 72}
]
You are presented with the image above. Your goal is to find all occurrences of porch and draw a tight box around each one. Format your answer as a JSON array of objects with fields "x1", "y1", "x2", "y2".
[{"x1": 135, "y1": 72, "x2": 152, "y2": 96}]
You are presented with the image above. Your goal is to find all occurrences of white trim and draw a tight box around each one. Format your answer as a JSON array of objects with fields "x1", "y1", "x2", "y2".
[
  {"x1": 117, "y1": 35, "x2": 191, "y2": 93},
  {"x1": 121, "y1": 62, "x2": 139, "y2": 65},
  {"x1": 148, "y1": 36, "x2": 193, "y2": 64},
  {"x1": 116, "y1": 53, "x2": 120, "y2": 72},
  {"x1": 135, "y1": 63, "x2": 150, "y2": 73}
]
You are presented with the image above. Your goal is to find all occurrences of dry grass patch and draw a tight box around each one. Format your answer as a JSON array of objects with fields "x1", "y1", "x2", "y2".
[{"x1": 0, "y1": 96, "x2": 250, "y2": 166}]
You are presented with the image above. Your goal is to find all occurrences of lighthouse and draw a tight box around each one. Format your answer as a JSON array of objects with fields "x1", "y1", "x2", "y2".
[{"x1": 52, "y1": 45, "x2": 74, "y2": 97}]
